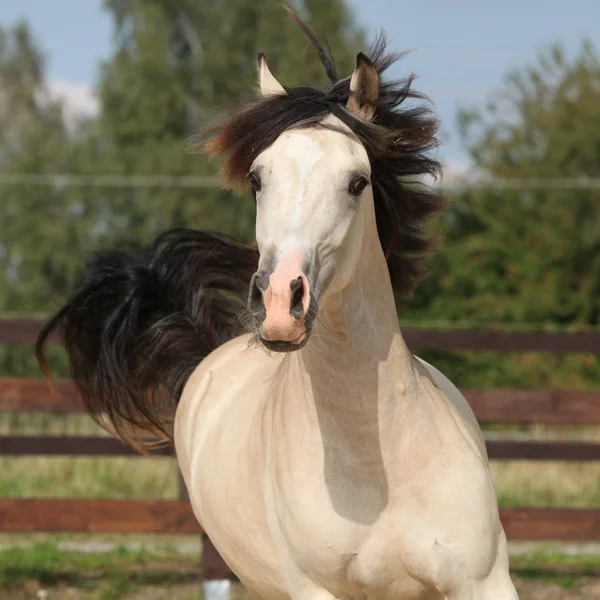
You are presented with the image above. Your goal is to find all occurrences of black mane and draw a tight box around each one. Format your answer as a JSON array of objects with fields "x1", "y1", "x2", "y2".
[
  {"x1": 36, "y1": 14, "x2": 448, "y2": 452},
  {"x1": 197, "y1": 25, "x2": 447, "y2": 299}
]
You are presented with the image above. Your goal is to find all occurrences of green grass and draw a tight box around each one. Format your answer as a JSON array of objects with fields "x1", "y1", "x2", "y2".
[
  {"x1": 0, "y1": 541, "x2": 204, "y2": 599},
  {"x1": 0, "y1": 541, "x2": 598, "y2": 597},
  {"x1": 509, "y1": 549, "x2": 600, "y2": 589},
  {"x1": 1, "y1": 400, "x2": 600, "y2": 597}
]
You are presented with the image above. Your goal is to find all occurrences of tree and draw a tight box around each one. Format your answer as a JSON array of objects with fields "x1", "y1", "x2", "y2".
[
  {"x1": 94, "y1": 0, "x2": 366, "y2": 242},
  {"x1": 0, "y1": 22, "x2": 82, "y2": 313},
  {"x1": 0, "y1": 2, "x2": 367, "y2": 376},
  {"x1": 404, "y1": 39, "x2": 600, "y2": 389},
  {"x1": 0, "y1": 22, "x2": 95, "y2": 375}
]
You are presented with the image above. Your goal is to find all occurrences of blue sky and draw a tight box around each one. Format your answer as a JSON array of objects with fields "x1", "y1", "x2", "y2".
[{"x1": 0, "y1": 0, "x2": 598, "y2": 168}]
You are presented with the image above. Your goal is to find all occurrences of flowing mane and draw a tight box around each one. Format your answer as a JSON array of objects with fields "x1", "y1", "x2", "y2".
[
  {"x1": 36, "y1": 11, "x2": 518, "y2": 595},
  {"x1": 35, "y1": 17, "x2": 448, "y2": 453},
  {"x1": 196, "y1": 27, "x2": 447, "y2": 299}
]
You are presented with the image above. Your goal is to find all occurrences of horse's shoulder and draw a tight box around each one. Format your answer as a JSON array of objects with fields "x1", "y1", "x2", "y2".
[
  {"x1": 175, "y1": 333, "x2": 274, "y2": 468},
  {"x1": 179, "y1": 332, "x2": 270, "y2": 400},
  {"x1": 412, "y1": 355, "x2": 488, "y2": 461}
]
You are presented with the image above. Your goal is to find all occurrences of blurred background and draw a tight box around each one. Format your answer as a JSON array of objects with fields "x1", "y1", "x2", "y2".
[{"x1": 0, "y1": 1, "x2": 599, "y2": 599}]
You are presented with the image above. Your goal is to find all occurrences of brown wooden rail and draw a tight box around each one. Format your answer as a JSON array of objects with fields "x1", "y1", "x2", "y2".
[
  {"x1": 0, "y1": 435, "x2": 172, "y2": 456},
  {"x1": 0, "y1": 498, "x2": 202, "y2": 534},
  {"x1": 462, "y1": 388, "x2": 600, "y2": 424},
  {"x1": 1, "y1": 316, "x2": 599, "y2": 566},
  {"x1": 2, "y1": 435, "x2": 600, "y2": 462},
  {"x1": 2, "y1": 318, "x2": 599, "y2": 353},
  {"x1": 2, "y1": 377, "x2": 599, "y2": 425},
  {"x1": 0, "y1": 499, "x2": 598, "y2": 541},
  {"x1": 404, "y1": 328, "x2": 600, "y2": 353}
]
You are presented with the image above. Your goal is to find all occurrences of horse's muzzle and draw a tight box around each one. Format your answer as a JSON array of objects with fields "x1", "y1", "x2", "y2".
[{"x1": 248, "y1": 249, "x2": 314, "y2": 352}]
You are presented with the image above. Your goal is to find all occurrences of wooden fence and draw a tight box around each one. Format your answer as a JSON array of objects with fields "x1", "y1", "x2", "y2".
[{"x1": 1, "y1": 318, "x2": 600, "y2": 584}]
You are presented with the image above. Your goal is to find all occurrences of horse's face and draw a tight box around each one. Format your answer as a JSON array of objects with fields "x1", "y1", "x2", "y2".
[
  {"x1": 249, "y1": 122, "x2": 371, "y2": 351},
  {"x1": 248, "y1": 55, "x2": 379, "y2": 352}
]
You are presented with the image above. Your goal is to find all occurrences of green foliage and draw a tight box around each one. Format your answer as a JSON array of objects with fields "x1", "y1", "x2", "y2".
[
  {"x1": 1, "y1": 8, "x2": 599, "y2": 391},
  {"x1": 415, "y1": 38, "x2": 600, "y2": 326},
  {"x1": 93, "y1": 0, "x2": 365, "y2": 240},
  {"x1": 0, "y1": 23, "x2": 83, "y2": 313},
  {"x1": 0, "y1": 1, "x2": 365, "y2": 376},
  {"x1": 403, "y1": 39, "x2": 600, "y2": 389},
  {"x1": 0, "y1": 541, "x2": 197, "y2": 593},
  {"x1": 0, "y1": 540, "x2": 597, "y2": 594}
]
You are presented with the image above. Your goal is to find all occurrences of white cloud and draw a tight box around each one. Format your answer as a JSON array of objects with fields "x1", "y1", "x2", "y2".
[
  {"x1": 441, "y1": 160, "x2": 471, "y2": 183},
  {"x1": 419, "y1": 159, "x2": 474, "y2": 188},
  {"x1": 47, "y1": 79, "x2": 100, "y2": 123}
]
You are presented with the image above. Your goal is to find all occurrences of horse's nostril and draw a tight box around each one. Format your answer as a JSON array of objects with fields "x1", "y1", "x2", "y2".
[
  {"x1": 289, "y1": 277, "x2": 305, "y2": 319},
  {"x1": 249, "y1": 272, "x2": 269, "y2": 317},
  {"x1": 255, "y1": 274, "x2": 270, "y2": 293}
]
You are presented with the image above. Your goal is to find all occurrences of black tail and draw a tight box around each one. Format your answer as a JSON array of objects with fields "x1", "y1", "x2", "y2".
[{"x1": 36, "y1": 228, "x2": 259, "y2": 452}]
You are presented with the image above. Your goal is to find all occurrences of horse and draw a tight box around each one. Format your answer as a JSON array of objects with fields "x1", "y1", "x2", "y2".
[{"x1": 36, "y1": 13, "x2": 519, "y2": 600}]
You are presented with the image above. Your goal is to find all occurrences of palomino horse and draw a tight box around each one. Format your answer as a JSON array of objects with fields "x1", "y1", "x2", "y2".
[{"x1": 37, "y1": 14, "x2": 519, "y2": 600}]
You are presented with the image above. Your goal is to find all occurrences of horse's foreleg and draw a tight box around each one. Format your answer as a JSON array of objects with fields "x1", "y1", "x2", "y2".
[{"x1": 444, "y1": 569, "x2": 519, "y2": 600}]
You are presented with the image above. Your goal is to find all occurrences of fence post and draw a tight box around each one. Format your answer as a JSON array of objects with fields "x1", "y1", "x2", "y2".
[
  {"x1": 178, "y1": 470, "x2": 231, "y2": 600},
  {"x1": 202, "y1": 534, "x2": 232, "y2": 600}
]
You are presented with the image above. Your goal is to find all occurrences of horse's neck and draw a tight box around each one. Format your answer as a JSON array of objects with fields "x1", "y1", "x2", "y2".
[{"x1": 290, "y1": 222, "x2": 419, "y2": 459}]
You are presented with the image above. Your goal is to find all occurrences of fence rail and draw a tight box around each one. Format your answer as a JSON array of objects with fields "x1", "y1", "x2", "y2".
[
  {"x1": 2, "y1": 433, "x2": 600, "y2": 461},
  {"x1": 0, "y1": 499, "x2": 599, "y2": 542},
  {"x1": 0, "y1": 498, "x2": 202, "y2": 534},
  {"x1": 2, "y1": 317, "x2": 600, "y2": 352},
  {"x1": 3, "y1": 172, "x2": 600, "y2": 191},
  {"x1": 1, "y1": 316, "x2": 599, "y2": 589},
  {"x1": 2, "y1": 377, "x2": 600, "y2": 423}
]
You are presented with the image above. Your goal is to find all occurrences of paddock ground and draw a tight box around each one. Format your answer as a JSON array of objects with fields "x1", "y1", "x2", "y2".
[
  {"x1": 1, "y1": 417, "x2": 599, "y2": 599},
  {"x1": 0, "y1": 535, "x2": 599, "y2": 600}
]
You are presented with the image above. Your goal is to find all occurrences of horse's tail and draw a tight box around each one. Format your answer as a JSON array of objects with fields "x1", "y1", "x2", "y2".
[{"x1": 36, "y1": 228, "x2": 258, "y2": 452}]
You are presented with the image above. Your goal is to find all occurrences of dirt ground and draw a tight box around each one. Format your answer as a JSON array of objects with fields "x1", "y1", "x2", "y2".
[
  {"x1": 513, "y1": 575, "x2": 600, "y2": 599},
  {"x1": 2, "y1": 577, "x2": 600, "y2": 600}
]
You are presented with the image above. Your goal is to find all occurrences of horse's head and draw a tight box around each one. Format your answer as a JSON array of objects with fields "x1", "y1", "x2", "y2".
[
  {"x1": 247, "y1": 54, "x2": 379, "y2": 352},
  {"x1": 198, "y1": 17, "x2": 443, "y2": 353}
]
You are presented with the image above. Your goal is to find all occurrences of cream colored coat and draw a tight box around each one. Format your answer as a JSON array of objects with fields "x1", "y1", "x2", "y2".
[{"x1": 174, "y1": 57, "x2": 518, "y2": 600}]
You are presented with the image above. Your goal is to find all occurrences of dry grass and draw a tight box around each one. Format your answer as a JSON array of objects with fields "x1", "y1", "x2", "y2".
[
  {"x1": 0, "y1": 456, "x2": 178, "y2": 499},
  {"x1": 0, "y1": 413, "x2": 179, "y2": 499},
  {"x1": 486, "y1": 424, "x2": 600, "y2": 508},
  {"x1": 1, "y1": 414, "x2": 600, "y2": 507},
  {"x1": 492, "y1": 461, "x2": 600, "y2": 507}
]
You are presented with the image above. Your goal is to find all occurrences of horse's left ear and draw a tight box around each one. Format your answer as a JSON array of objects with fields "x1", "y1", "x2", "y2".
[
  {"x1": 346, "y1": 53, "x2": 379, "y2": 120},
  {"x1": 257, "y1": 53, "x2": 286, "y2": 96}
]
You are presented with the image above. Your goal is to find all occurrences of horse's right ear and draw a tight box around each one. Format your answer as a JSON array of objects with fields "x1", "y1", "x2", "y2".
[
  {"x1": 257, "y1": 53, "x2": 286, "y2": 96},
  {"x1": 346, "y1": 53, "x2": 379, "y2": 120}
]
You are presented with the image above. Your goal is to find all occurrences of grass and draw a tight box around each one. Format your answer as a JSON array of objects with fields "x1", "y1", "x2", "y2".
[
  {"x1": 0, "y1": 541, "x2": 598, "y2": 597},
  {"x1": 0, "y1": 455, "x2": 178, "y2": 499},
  {"x1": 5, "y1": 454, "x2": 600, "y2": 506},
  {"x1": 0, "y1": 541, "x2": 205, "y2": 599},
  {"x1": 0, "y1": 413, "x2": 177, "y2": 499},
  {"x1": 492, "y1": 460, "x2": 600, "y2": 507},
  {"x1": 1, "y1": 394, "x2": 600, "y2": 598},
  {"x1": 509, "y1": 548, "x2": 600, "y2": 589},
  {"x1": 2, "y1": 412, "x2": 600, "y2": 507}
]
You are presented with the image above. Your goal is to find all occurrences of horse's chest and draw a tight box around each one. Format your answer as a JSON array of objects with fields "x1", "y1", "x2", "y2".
[
  {"x1": 275, "y1": 506, "x2": 445, "y2": 599},
  {"x1": 273, "y1": 440, "x2": 499, "y2": 598}
]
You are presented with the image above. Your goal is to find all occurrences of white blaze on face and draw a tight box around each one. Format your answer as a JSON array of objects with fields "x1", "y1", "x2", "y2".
[
  {"x1": 276, "y1": 132, "x2": 325, "y2": 258},
  {"x1": 253, "y1": 119, "x2": 372, "y2": 300}
]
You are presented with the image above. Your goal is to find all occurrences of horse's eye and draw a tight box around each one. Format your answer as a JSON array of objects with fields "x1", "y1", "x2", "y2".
[
  {"x1": 349, "y1": 176, "x2": 369, "y2": 197},
  {"x1": 248, "y1": 172, "x2": 262, "y2": 197}
]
